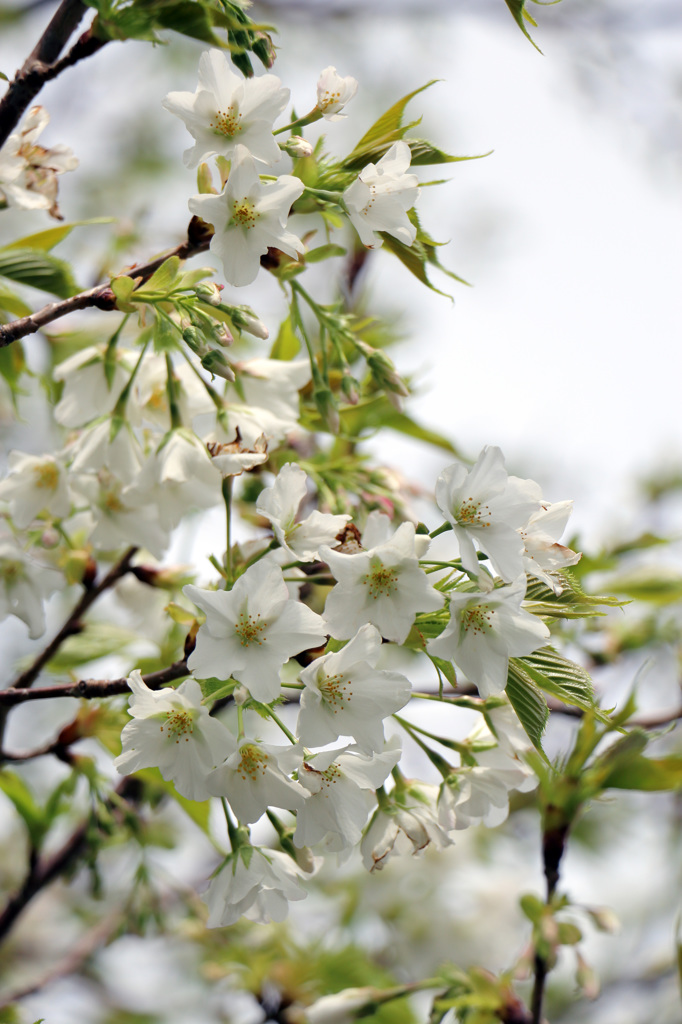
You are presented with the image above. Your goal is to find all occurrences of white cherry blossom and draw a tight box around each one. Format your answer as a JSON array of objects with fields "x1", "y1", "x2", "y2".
[
  {"x1": 0, "y1": 451, "x2": 72, "y2": 527},
  {"x1": 0, "y1": 105, "x2": 77, "y2": 218},
  {"x1": 316, "y1": 66, "x2": 358, "y2": 121},
  {"x1": 68, "y1": 419, "x2": 145, "y2": 486},
  {"x1": 124, "y1": 429, "x2": 221, "y2": 532},
  {"x1": 163, "y1": 49, "x2": 289, "y2": 167},
  {"x1": 113, "y1": 671, "x2": 232, "y2": 802},
  {"x1": 70, "y1": 469, "x2": 170, "y2": 559},
  {"x1": 256, "y1": 463, "x2": 350, "y2": 562},
  {"x1": 361, "y1": 781, "x2": 452, "y2": 872},
  {"x1": 0, "y1": 533, "x2": 62, "y2": 638},
  {"x1": 320, "y1": 513, "x2": 443, "y2": 644},
  {"x1": 343, "y1": 141, "x2": 419, "y2": 250},
  {"x1": 204, "y1": 846, "x2": 307, "y2": 927},
  {"x1": 189, "y1": 145, "x2": 304, "y2": 287},
  {"x1": 294, "y1": 741, "x2": 401, "y2": 853},
  {"x1": 427, "y1": 576, "x2": 550, "y2": 697},
  {"x1": 208, "y1": 739, "x2": 306, "y2": 824},
  {"x1": 520, "y1": 499, "x2": 581, "y2": 593},
  {"x1": 185, "y1": 561, "x2": 326, "y2": 703},
  {"x1": 297, "y1": 624, "x2": 412, "y2": 752},
  {"x1": 53, "y1": 346, "x2": 134, "y2": 428},
  {"x1": 435, "y1": 446, "x2": 541, "y2": 583}
]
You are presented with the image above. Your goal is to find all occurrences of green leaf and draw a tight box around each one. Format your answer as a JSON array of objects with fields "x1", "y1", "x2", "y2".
[
  {"x1": 0, "y1": 285, "x2": 32, "y2": 318},
  {"x1": 45, "y1": 623, "x2": 138, "y2": 671},
  {"x1": 132, "y1": 255, "x2": 182, "y2": 300},
  {"x1": 408, "y1": 139, "x2": 493, "y2": 166},
  {"x1": 0, "y1": 770, "x2": 46, "y2": 848},
  {"x1": 0, "y1": 340, "x2": 27, "y2": 399},
  {"x1": 514, "y1": 647, "x2": 596, "y2": 712},
  {"x1": 0, "y1": 71, "x2": 8, "y2": 82},
  {"x1": 506, "y1": 661, "x2": 549, "y2": 753},
  {"x1": 330, "y1": 393, "x2": 459, "y2": 454},
  {"x1": 135, "y1": 767, "x2": 212, "y2": 834},
  {"x1": 601, "y1": 754, "x2": 682, "y2": 792},
  {"x1": 2, "y1": 218, "x2": 113, "y2": 253},
  {"x1": 305, "y1": 243, "x2": 347, "y2": 264},
  {"x1": 429, "y1": 654, "x2": 457, "y2": 689},
  {"x1": 603, "y1": 565, "x2": 682, "y2": 605},
  {"x1": 0, "y1": 249, "x2": 78, "y2": 298},
  {"x1": 504, "y1": 0, "x2": 543, "y2": 52},
  {"x1": 151, "y1": 0, "x2": 223, "y2": 44},
  {"x1": 198, "y1": 676, "x2": 238, "y2": 703},
  {"x1": 270, "y1": 315, "x2": 301, "y2": 359},
  {"x1": 343, "y1": 81, "x2": 438, "y2": 170}
]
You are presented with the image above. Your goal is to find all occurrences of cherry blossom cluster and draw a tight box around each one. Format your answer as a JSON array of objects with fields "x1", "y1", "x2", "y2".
[{"x1": 0, "y1": 49, "x2": 582, "y2": 932}]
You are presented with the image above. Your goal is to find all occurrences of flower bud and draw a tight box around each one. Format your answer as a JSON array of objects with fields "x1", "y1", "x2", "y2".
[
  {"x1": 226, "y1": 305, "x2": 269, "y2": 340},
  {"x1": 283, "y1": 135, "x2": 314, "y2": 159},
  {"x1": 195, "y1": 281, "x2": 223, "y2": 306},
  {"x1": 200, "y1": 349, "x2": 236, "y2": 382}
]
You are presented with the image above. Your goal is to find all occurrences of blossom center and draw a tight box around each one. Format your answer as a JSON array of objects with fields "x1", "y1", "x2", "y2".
[
  {"x1": 231, "y1": 196, "x2": 259, "y2": 229},
  {"x1": 211, "y1": 106, "x2": 243, "y2": 139},
  {"x1": 236, "y1": 743, "x2": 269, "y2": 781},
  {"x1": 318, "y1": 672, "x2": 352, "y2": 711},
  {"x1": 461, "y1": 604, "x2": 494, "y2": 636},
  {"x1": 33, "y1": 461, "x2": 59, "y2": 491},
  {"x1": 0, "y1": 558, "x2": 24, "y2": 584},
  {"x1": 235, "y1": 610, "x2": 267, "y2": 647},
  {"x1": 361, "y1": 559, "x2": 398, "y2": 600},
  {"x1": 456, "y1": 496, "x2": 491, "y2": 528},
  {"x1": 318, "y1": 89, "x2": 341, "y2": 112},
  {"x1": 160, "y1": 707, "x2": 194, "y2": 743}
]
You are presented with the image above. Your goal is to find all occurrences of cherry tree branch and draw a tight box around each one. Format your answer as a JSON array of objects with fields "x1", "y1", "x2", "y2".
[
  {"x1": 9, "y1": 546, "x2": 138, "y2": 693},
  {"x1": 0, "y1": 228, "x2": 212, "y2": 349},
  {"x1": 0, "y1": 775, "x2": 140, "y2": 945},
  {"x1": 0, "y1": 659, "x2": 189, "y2": 714},
  {"x1": 0, "y1": 0, "x2": 92, "y2": 147}
]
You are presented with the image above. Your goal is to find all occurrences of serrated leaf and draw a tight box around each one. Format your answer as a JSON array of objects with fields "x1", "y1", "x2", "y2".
[
  {"x1": 343, "y1": 81, "x2": 437, "y2": 170},
  {"x1": 514, "y1": 647, "x2": 596, "y2": 712},
  {"x1": 524, "y1": 571, "x2": 626, "y2": 616},
  {"x1": 0, "y1": 249, "x2": 78, "y2": 298},
  {"x1": 506, "y1": 661, "x2": 549, "y2": 753}
]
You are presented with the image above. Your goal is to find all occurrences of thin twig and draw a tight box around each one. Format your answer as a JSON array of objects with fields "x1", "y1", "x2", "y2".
[
  {"x1": 0, "y1": 775, "x2": 140, "y2": 945},
  {"x1": 10, "y1": 547, "x2": 138, "y2": 692},
  {"x1": 0, "y1": 658, "x2": 189, "y2": 711},
  {"x1": 0, "y1": 0, "x2": 89, "y2": 147},
  {"x1": 0, "y1": 909, "x2": 123, "y2": 1010},
  {"x1": 0, "y1": 229, "x2": 212, "y2": 349},
  {"x1": 530, "y1": 822, "x2": 569, "y2": 1024}
]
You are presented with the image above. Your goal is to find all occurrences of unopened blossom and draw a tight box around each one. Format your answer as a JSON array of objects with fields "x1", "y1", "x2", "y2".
[
  {"x1": 343, "y1": 141, "x2": 419, "y2": 249},
  {"x1": 297, "y1": 624, "x2": 412, "y2": 752},
  {"x1": 316, "y1": 66, "x2": 358, "y2": 121},
  {"x1": 256, "y1": 463, "x2": 350, "y2": 562},
  {"x1": 185, "y1": 560, "x2": 326, "y2": 703},
  {"x1": 284, "y1": 135, "x2": 314, "y2": 159},
  {"x1": 361, "y1": 781, "x2": 452, "y2": 872},
  {"x1": 428, "y1": 576, "x2": 550, "y2": 697},
  {"x1": 0, "y1": 106, "x2": 77, "y2": 218},
  {"x1": 70, "y1": 469, "x2": 170, "y2": 559},
  {"x1": 204, "y1": 846, "x2": 307, "y2": 927},
  {"x1": 520, "y1": 499, "x2": 581, "y2": 593},
  {"x1": 304, "y1": 988, "x2": 380, "y2": 1024},
  {"x1": 189, "y1": 145, "x2": 304, "y2": 287},
  {"x1": 294, "y1": 740, "x2": 401, "y2": 853},
  {"x1": 0, "y1": 451, "x2": 71, "y2": 527},
  {"x1": 435, "y1": 446, "x2": 540, "y2": 584},
  {"x1": 114, "y1": 671, "x2": 231, "y2": 802},
  {"x1": 0, "y1": 533, "x2": 62, "y2": 638},
  {"x1": 206, "y1": 429, "x2": 268, "y2": 477},
  {"x1": 124, "y1": 429, "x2": 222, "y2": 532},
  {"x1": 53, "y1": 346, "x2": 134, "y2": 428},
  {"x1": 208, "y1": 739, "x2": 305, "y2": 824},
  {"x1": 208, "y1": 357, "x2": 311, "y2": 447},
  {"x1": 163, "y1": 49, "x2": 289, "y2": 167},
  {"x1": 320, "y1": 512, "x2": 443, "y2": 644}
]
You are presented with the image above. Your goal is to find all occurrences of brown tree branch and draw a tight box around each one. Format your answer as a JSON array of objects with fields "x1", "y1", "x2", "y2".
[
  {"x1": 0, "y1": 0, "x2": 89, "y2": 147},
  {"x1": 0, "y1": 228, "x2": 212, "y2": 349},
  {"x1": 0, "y1": 658, "x2": 189, "y2": 712}
]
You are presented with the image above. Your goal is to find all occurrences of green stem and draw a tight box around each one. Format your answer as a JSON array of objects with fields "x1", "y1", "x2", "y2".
[
  {"x1": 222, "y1": 476, "x2": 233, "y2": 586},
  {"x1": 164, "y1": 353, "x2": 182, "y2": 430},
  {"x1": 267, "y1": 709, "x2": 297, "y2": 745},
  {"x1": 429, "y1": 522, "x2": 453, "y2": 539}
]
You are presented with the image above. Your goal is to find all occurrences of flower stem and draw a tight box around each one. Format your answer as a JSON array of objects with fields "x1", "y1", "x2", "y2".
[
  {"x1": 222, "y1": 476, "x2": 233, "y2": 587},
  {"x1": 267, "y1": 709, "x2": 297, "y2": 745}
]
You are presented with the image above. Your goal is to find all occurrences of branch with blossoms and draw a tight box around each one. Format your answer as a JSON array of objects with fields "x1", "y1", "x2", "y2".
[{"x1": 3, "y1": 2, "x2": 680, "y2": 1021}]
